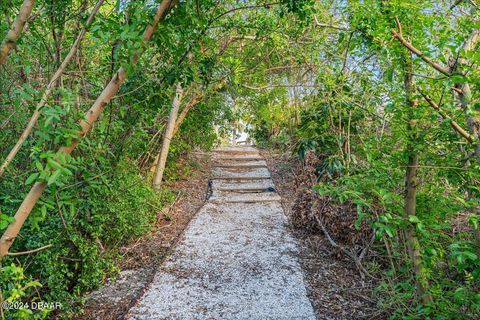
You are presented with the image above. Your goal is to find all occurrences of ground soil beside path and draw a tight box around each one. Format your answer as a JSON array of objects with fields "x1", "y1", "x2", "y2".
[
  {"x1": 75, "y1": 151, "x2": 211, "y2": 320},
  {"x1": 262, "y1": 150, "x2": 382, "y2": 320}
]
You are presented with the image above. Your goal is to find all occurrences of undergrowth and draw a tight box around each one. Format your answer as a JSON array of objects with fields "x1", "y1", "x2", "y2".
[{"x1": 0, "y1": 160, "x2": 174, "y2": 319}]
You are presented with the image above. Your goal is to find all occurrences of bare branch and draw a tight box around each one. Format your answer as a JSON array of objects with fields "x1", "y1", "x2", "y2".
[
  {"x1": 419, "y1": 91, "x2": 474, "y2": 143},
  {"x1": 313, "y1": 15, "x2": 350, "y2": 31},
  {"x1": 409, "y1": 72, "x2": 447, "y2": 80},
  {"x1": 392, "y1": 17, "x2": 451, "y2": 76},
  {"x1": 449, "y1": 0, "x2": 464, "y2": 10},
  {"x1": 242, "y1": 83, "x2": 317, "y2": 90}
]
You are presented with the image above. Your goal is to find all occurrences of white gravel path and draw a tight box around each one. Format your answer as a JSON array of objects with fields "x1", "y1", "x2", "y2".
[{"x1": 127, "y1": 146, "x2": 315, "y2": 320}]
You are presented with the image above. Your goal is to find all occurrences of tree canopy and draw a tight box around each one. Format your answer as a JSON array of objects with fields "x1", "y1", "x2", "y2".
[{"x1": 1, "y1": 0, "x2": 479, "y2": 318}]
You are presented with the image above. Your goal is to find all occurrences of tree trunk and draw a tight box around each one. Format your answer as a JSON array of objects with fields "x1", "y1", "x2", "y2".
[
  {"x1": 150, "y1": 93, "x2": 195, "y2": 173},
  {"x1": 0, "y1": 0, "x2": 35, "y2": 65},
  {"x1": 450, "y1": 29, "x2": 480, "y2": 161},
  {"x1": 152, "y1": 83, "x2": 184, "y2": 189},
  {"x1": 394, "y1": 20, "x2": 480, "y2": 278},
  {"x1": 151, "y1": 85, "x2": 203, "y2": 173},
  {"x1": 0, "y1": 0, "x2": 177, "y2": 259},
  {"x1": 150, "y1": 80, "x2": 227, "y2": 172},
  {"x1": 404, "y1": 152, "x2": 430, "y2": 302},
  {"x1": 172, "y1": 80, "x2": 227, "y2": 135},
  {"x1": 172, "y1": 88, "x2": 203, "y2": 135},
  {"x1": 392, "y1": 23, "x2": 479, "y2": 158},
  {"x1": 449, "y1": 29, "x2": 480, "y2": 254},
  {"x1": 0, "y1": 0, "x2": 105, "y2": 179},
  {"x1": 403, "y1": 54, "x2": 431, "y2": 304}
]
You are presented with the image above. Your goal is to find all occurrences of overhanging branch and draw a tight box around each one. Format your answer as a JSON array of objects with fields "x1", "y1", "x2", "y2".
[
  {"x1": 392, "y1": 17, "x2": 451, "y2": 76},
  {"x1": 419, "y1": 91, "x2": 474, "y2": 143}
]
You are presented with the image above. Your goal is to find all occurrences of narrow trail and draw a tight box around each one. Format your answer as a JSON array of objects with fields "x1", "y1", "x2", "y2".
[{"x1": 127, "y1": 146, "x2": 316, "y2": 320}]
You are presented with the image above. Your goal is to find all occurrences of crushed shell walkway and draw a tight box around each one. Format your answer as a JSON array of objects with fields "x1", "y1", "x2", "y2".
[{"x1": 127, "y1": 146, "x2": 316, "y2": 320}]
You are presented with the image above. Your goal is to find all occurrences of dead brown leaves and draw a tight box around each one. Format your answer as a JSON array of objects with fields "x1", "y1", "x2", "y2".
[{"x1": 291, "y1": 151, "x2": 373, "y2": 248}]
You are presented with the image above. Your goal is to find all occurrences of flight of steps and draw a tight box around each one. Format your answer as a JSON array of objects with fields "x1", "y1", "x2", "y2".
[
  {"x1": 209, "y1": 146, "x2": 281, "y2": 203},
  {"x1": 127, "y1": 145, "x2": 316, "y2": 320}
]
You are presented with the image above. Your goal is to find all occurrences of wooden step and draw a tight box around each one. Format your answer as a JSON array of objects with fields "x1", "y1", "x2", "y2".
[
  {"x1": 213, "y1": 164, "x2": 267, "y2": 170},
  {"x1": 212, "y1": 167, "x2": 270, "y2": 178},
  {"x1": 211, "y1": 179, "x2": 275, "y2": 191},
  {"x1": 212, "y1": 160, "x2": 267, "y2": 168},
  {"x1": 216, "y1": 187, "x2": 276, "y2": 193},
  {"x1": 209, "y1": 192, "x2": 281, "y2": 203},
  {"x1": 213, "y1": 150, "x2": 259, "y2": 155},
  {"x1": 213, "y1": 156, "x2": 264, "y2": 162},
  {"x1": 212, "y1": 176, "x2": 272, "y2": 181}
]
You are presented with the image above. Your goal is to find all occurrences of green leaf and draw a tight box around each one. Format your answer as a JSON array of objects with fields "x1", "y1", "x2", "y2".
[
  {"x1": 468, "y1": 215, "x2": 478, "y2": 230},
  {"x1": 47, "y1": 158, "x2": 63, "y2": 170},
  {"x1": 35, "y1": 161, "x2": 44, "y2": 172},
  {"x1": 38, "y1": 206, "x2": 46, "y2": 220},
  {"x1": 25, "y1": 173, "x2": 39, "y2": 185},
  {"x1": 463, "y1": 252, "x2": 478, "y2": 261},
  {"x1": 385, "y1": 227, "x2": 394, "y2": 238},
  {"x1": 354, "y1": 205, "x2": 366, "y2": 230},
  {"x1": 408, "y1": 215, "x2": 420, "y2": 224},
  {"x1": 384, "y1": 68, "x2": 394, "y2": 82},
  {"x1": 48, "y1": 170, "x2": 62, "y2": 186},
  {"x1": 0, "y1": 214, "x2": 14, "y2": 230},
  {"x1": 25, "y1": 280, "x2": 42, "y2": 288},
  {"x1": 0, "y1": 220, "x2": 8, "y2": 230}
]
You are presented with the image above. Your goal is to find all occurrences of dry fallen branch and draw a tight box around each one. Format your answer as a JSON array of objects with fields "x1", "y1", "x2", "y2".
[
  {"x1": 290, "y1": 153, "x2": 377, "y2": 279},
  {"x1": 161, "y1": 191, "x2": 182, "y2": 220},
  {"x1": 7, "y1": 244, "x2": 53, "y2": 256},
  {"x1": 292, "y1": 160, "x2": 376, "y2": 279},
  {"x1": 313, "y1": 201, "x2": 377, "y2": 280},
  {"x1": 0, "y1": 110, "x2": 17, "y2": 129}
]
